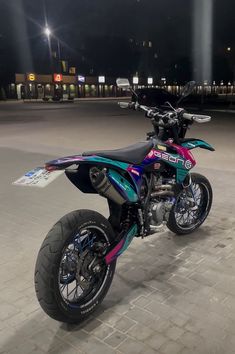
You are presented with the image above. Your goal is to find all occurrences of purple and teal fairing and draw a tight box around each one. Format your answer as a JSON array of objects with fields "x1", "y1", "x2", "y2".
[{"x1": 45, "y1": 142, "x2": 197, "y2": 201}]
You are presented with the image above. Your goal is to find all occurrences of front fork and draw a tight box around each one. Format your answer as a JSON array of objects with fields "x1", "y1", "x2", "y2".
[{"x1": 182, "y1": 174, "x2": 198, "y2": 210}]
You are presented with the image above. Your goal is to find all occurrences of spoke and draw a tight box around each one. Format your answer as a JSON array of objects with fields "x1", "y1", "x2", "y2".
[{"x1": 60, "y1": 283, "x2": 67, "y2": 292}]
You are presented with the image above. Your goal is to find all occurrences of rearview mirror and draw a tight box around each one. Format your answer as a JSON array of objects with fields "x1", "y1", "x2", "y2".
[
  {"x1": 181, "y1": 81, "x2": 196, "y2": 98},
  {"x1": 176, "y1": 81, "x2": 196, "y2": 106},
  {"x1": 116, "y1": 78, "x2": 131, "y2": 90}
]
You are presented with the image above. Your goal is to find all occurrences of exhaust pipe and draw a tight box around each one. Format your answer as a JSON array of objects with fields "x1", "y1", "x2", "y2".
[
  {"x1": 151, "y1": 184, "x2": 174, "y2": 197},
  {"x1": 90, "y1": 167, "x2": 126, "y2": 205}
]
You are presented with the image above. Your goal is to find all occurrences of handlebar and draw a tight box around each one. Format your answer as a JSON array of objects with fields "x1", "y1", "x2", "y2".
[
  {"x1": 183, "y1": 113, "x2": 211, "y2": 123},
  {"x1": 118, "y1": 101, "x2": 211, "y2": 125}
]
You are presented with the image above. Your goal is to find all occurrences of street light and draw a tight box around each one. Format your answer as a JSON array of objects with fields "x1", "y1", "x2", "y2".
[
  {"x1": 44, "y1": 26, "x2": 61, "y2": 73},
  {"x1": 44, "y1": 26, "x2": 51, "y2": 38}
]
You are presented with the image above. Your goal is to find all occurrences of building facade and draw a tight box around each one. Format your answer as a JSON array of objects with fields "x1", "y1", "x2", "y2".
[{"x1": 3, "y1": 73, "x2": 235, "y2": 100}]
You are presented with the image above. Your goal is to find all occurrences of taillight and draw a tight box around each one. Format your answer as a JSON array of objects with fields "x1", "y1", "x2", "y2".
[{"x1": 45, "y1": 164, "x2": 58, "y2": 172}]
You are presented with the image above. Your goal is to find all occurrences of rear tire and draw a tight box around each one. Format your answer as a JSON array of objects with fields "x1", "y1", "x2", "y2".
[
  {"x1": 34, "y1": 210, "x2": 116, "y2": 323},
  {"x1": 167, "y1": 173, "x2": 213, "y2": 235}
]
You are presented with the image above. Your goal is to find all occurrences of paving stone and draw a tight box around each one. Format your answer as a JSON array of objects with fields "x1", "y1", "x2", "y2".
[
  {"x1": 165, "y1": 325, "x2": 185, "y2": 341},
  {"x1": 8, "y1": 347, "x2": 46, "y2": 354},
  {"x1": 5, "y1": 339, "x2": 39, "y2": 354},
  {"x1": 0, "y1": 328, "x2": 25, "y2": 353},
  {"x1": 17, "y1": 318, "x2": 45, "y2": 337},
  {"x1": 148, "y1": 318, "x2": 171, "y2": 333},
  {"x1": 132, "y1": 296, "x2": 153, "y2": 308},
  {"x1": 145, "y1": 301, "x2": 177, "y2": 320},
  {"x1": 146, "y1": 332, "x2": 168, "y2": 350},
  {"x1": 125, "y1": 307, "x2": 157, "y2": 326},
  {"x1": 184, "y1": 318, "x2": 202, "y2": 334},
  {"x1": 114, "y1": 316, "x2": 136, "y2": 333},
  {"x1": 98, "y1": 310, "x2": 122, "y2": 327},
  {"x1": 169, "y1": 313, "x2": 189, "y2": 327},
  {"x1": 178, "y1": 331, "x2": 204, "y2": 349},
  {"x1": 49, "y1": 342, "x2": 82, "y2": 354},
  {"x1": 127, "y1": 323, "x2": 154, "y2": 341},
  {"x1": 82, "y1": 318, "x2": 103, "y2": 333},
  {"x1": 147, "y1": 290, "x2": 172, "y2": 304},
  {"x1": 159, "y1": 340, "x2": 184, "y2": 354},
  {"x1": 104, "y1": 330, "x2": 126, "y2": 348},
  {"x1": 64, "y1": 331, "x2": 116, "y2": 354},
  {"x1": 118, "y1": 337, "x2": 157, "y2": 354},
  {"x1": 30, "y1": 329, "x2": 65, "y2": 352},
  {"x1": 0, "y1": 302, "x2": 19, "y2": 321},
  {"x1": 5, "y1": 311, "x2": 28, "y2": 328},
  {"x1": 168, "y1": 274, "x2": 199, "y2": 291},
  {"x1": 90, "y1": 322, "x2": 114, "y2": 340}
]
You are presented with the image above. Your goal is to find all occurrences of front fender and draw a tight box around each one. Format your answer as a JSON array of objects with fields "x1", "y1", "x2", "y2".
[{"x1": 181, "y1": 139, "x2": 215, "y2": 151}]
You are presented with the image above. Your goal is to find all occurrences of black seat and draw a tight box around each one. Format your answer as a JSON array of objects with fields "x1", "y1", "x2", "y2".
[{"x1": 83, "y1": 141, "x2": 154, "y2": 165}]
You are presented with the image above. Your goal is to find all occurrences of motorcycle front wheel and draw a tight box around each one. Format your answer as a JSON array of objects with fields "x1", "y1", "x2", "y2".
[
  {"x1": 34, "y1": 210, "x2": 116, "y2": 323},
  {"x1": 167, "y1": 173, "x2": 213, "y2": 235}
]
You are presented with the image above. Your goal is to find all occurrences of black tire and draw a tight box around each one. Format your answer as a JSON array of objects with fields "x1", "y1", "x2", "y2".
[
  {"x1": 34, "y1": 210, "x2": 116, "y2": 323},
  {"x1": 167, "y1": 173, "x2": 213, "y2": 235}
]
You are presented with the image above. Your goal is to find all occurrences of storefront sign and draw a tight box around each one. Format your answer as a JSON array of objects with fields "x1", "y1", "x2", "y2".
[
  {"x1": 133, "y1": 77, "x2": 139, "y2": 84},
  {"x1": 69, "y1": 67, "x2": 76, "y2": 74},
  {"x1": 27, "y1": 73, "x2": 36, "y2": 81},
  {"x1": 98, "y1": 76, "x2": 105, "y2": 84},
  {"x1": 78, "y1": 75, "x2": 85, "y2": 83},
  {"x1": 53, "y1": 74, "x2": 63, "y2": 82}
]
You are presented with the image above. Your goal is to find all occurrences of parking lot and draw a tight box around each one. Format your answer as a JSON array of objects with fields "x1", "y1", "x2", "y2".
[{"x1": 0, "y1": 100, "x2": 235, "y2": 354}]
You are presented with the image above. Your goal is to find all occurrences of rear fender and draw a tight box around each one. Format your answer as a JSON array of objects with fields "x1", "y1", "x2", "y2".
[
  {"x1": 45, "y1": 155, "x2": 129, "y2": 171},
  {"x1": 181, "y1": 139, "x2": 215, "y2": 151},
  {"x1": 45, "y1": 155, "x2": 130, "y2": 194}
]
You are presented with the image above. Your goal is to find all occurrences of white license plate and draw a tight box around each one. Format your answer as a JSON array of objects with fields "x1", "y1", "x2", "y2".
[{"x1": 13, "y1": 167, "x2": 64, "y2": 188}]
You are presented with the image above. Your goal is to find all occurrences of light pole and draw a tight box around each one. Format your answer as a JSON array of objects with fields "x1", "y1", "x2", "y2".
[{"x1": 44, "y1": 26, "x2": 61, "y2": 73}]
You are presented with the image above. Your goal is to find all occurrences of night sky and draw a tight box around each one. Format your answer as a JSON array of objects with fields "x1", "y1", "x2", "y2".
[{"x1": 0, "y1": 0, "x2": 235, "y2": 83}]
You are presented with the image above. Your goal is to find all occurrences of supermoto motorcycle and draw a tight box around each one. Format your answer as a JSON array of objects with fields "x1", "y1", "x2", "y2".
[{"x1": 15, "y1": 79, "x2": 214, "y2": 323}]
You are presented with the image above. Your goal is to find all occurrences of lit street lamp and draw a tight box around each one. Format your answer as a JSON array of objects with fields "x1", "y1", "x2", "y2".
[
  {"x1": 44, "y1": 26, "x2": 51, "y2": 37},
  {"x1": 44, "y1": 26, "x2": 62, "y2": 72}
]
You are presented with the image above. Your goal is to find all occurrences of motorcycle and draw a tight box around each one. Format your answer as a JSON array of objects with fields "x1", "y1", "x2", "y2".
[{"x1": 14, "y1": 79, "x2": 214, "y2": 323}]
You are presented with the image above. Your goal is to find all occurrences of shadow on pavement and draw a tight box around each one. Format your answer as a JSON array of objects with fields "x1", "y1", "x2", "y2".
[{"x1": 0, "y1": 225, "x2": 214, "y2": 353}]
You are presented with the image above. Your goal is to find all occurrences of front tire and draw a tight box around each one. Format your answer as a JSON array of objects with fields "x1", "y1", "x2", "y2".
[
  {"x1": 34, "y1": 210, "x2": 116, "y2": 323},
  {"x1": 167, "y1": 173, "x2": 213, "y2": 235}
]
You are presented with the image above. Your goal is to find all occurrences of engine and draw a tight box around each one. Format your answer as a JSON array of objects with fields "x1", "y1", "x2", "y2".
[{"x1": 148, "y1": 177, "x2": 175, "y2": 233}]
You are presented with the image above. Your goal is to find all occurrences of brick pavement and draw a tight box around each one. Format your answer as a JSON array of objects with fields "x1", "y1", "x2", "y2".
[{"x1": 1, "y1": 103, "x2": 235, "y2": 353}]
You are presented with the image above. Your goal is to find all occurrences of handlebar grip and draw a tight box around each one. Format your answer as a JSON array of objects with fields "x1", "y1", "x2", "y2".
[
  {"x1": 192, "y1": 114, "x2": 211, "y2": 123},
  {"x1": 118, "y1": 102, "x2": 130, "y2": 109},
  {"x1": 183, "y1": 113, "x2": 211, "y2": 123},
  {"x1": 182, "y1": 113, "x2": 194, "y2": 121}
]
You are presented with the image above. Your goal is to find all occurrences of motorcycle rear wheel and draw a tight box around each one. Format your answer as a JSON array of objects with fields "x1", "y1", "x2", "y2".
[{"x1": 34, "y1": 209, "x2": 116, "y2": 323}]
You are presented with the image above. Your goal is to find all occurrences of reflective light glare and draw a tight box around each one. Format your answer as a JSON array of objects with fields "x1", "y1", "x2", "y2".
[
  {"x1": 133, "y1": 77, "x2": 139, "y2": 84},
  {"x1": 227, "y1": 47, "x2": 231, "y2": 52},
  {"x1": 193, "y1": 0, "x2": 213, "y2": 84},
  {"x1": 44, "y1": 27, "x2": 51, "y2": 37}
]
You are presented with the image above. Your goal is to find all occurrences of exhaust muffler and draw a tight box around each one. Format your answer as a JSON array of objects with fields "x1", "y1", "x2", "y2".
[{"x1": 90, "y1": 167, "x2": 126, "y2": 205}]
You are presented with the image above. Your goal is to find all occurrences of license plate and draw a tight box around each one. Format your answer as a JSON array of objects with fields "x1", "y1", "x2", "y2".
[{"x1": 13, "y1": 167, "x2": 64, "y2": 188}]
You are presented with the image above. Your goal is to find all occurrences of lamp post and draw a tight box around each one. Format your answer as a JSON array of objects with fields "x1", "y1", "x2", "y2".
[{"x1": 44, "y1": 26, "x2": 61, "y2": 73}]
